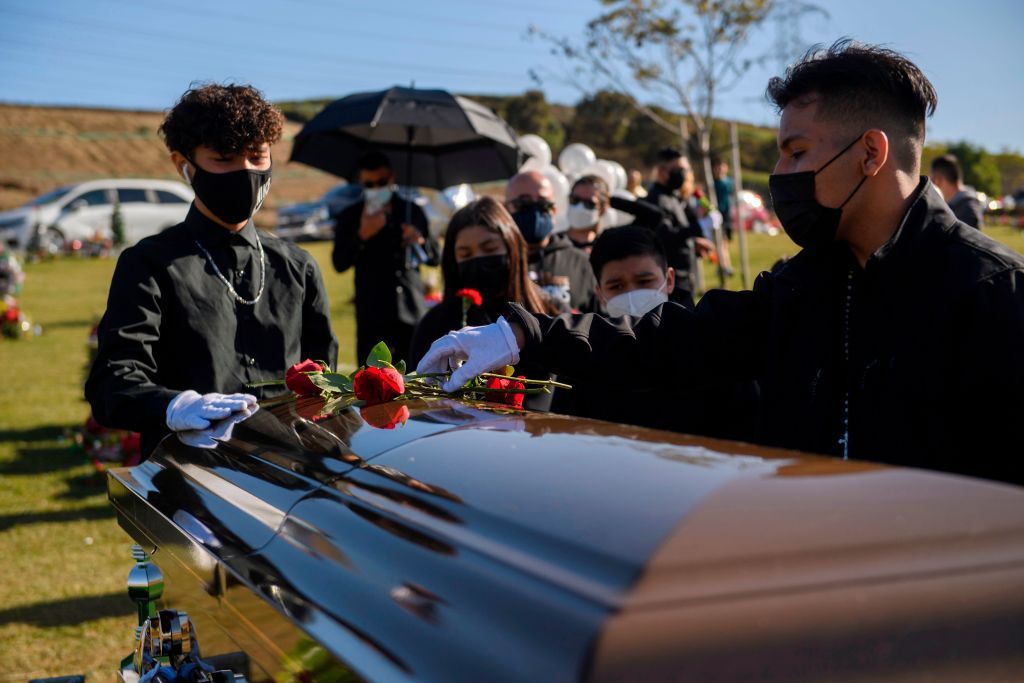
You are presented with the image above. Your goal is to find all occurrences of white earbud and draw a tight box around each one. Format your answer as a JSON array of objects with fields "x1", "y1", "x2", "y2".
[{"x1": 181, "y1": 164, "x2": 191, "y2": 184}]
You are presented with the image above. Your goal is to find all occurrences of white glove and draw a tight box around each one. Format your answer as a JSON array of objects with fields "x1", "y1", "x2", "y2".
[
  {"x1": 415, "y1": 316, "x2": 520, "y2": 392},
  {"x1": 166, "y1": 390, "x2": 259, "y2": 432},
  {"x1": 177, "y1": 403, "x2": 259, "y2": 449}
]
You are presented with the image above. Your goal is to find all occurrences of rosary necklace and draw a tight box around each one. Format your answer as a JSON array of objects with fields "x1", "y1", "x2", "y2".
[{"x1": 194, "y1": 229, "x2": 266, "y2": 305}]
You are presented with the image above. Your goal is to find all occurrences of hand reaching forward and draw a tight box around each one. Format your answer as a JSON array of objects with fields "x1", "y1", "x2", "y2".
[{"x1": 415, "y1": 317, "x2": 521, "y2": 392}]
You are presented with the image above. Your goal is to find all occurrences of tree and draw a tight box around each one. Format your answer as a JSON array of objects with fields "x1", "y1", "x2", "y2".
[
  {"x1": 111, "y1": 199, "x2": 125, "y2": 248},
  {"x1": 503, "y1": 90, "x2": 566, "y2": 151},
  {"x1": 534, "y1": 0, "x2": 821, "y2": 205},
  {"x1": 570, "y1": 90, "x2": 635, "y2": 149},
  {"x1": 946, "y1": 141, "x2": 1002, "y2": 197}
]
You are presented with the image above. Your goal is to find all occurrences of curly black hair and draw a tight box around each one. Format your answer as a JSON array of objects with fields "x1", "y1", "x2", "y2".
[
  {"x1": 766, "y1": 39, "x2": 937, "y2": 170},
  {"x1": 159, "y1": 83, "x2": 284, "y2": 156}
]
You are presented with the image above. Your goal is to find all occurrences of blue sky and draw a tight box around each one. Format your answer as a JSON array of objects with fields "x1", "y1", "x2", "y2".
[{"x1": 1, "y1": 0, "x2": 1021, "y2": 152}]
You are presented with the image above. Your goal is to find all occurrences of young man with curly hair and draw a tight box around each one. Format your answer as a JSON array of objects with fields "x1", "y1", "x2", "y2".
[{"x1": 87, "y1": 83, "x2": 337, "y2": 458}]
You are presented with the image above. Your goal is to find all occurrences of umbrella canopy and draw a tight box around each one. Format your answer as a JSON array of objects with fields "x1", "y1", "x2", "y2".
[{"x1": 290, "y1": 87, "x2": 523, "y2": 189}]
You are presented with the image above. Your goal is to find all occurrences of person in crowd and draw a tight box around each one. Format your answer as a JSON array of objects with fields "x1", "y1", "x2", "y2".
[
  {"x1": 626, "y1": 168, "x2": 648, "y2": 198},
  {"x1": 930, "y1": 153, "x2": 984, "y2": 229},
  {"x1": 644, "y1": 148, "x2": 714, "y2": 307},
  {"x1": 505, "y1": 170, "x2": 597, "y2": 312},
  {"x1": 565, "y1": 174, "x2": 610, "y2": 253},
  {"x1": 408, "y1": 196, "x2": 560, "y2": 410},
  {"x1": 417, "y1": 40, "x2": 1024, "y2": 487},
  {"x1": 332, "y1": 151, "x2": 440, "y2": 363},
  {"x1": 86, "y1": 84, "x2": 337, "y2": 459},
  {"x1": 712, "y1": 158, "x2": 736, "y2": 273}
]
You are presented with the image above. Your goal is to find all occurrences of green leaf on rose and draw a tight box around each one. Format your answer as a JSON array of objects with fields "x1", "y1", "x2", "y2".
[
  {"x1": 395, "y1": 359, "x2": 407, "y2": 374},
  {"x1": 310, "y1": 372, "x2": 354, "y2": 393},
  {"x1": 366, "y1": 341, "x2": 392, "y2": 368}
]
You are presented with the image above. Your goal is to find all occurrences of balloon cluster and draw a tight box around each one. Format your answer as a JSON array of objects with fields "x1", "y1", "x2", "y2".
[{"x1": 517, "y1": 136, "x2": 635, "y2": 232}]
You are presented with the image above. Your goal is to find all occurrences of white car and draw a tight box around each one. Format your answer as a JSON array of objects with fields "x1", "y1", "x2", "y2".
[{"x1": 0, "y1": 178, "x2": 194, "y2": 252}]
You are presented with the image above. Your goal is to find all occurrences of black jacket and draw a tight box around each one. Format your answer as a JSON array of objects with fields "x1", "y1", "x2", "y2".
[
  {"x1": 528, "y1": 232, "x2": 598, "y2": 313},
  {"x1": 409, "y1": 297, "x2": 555, "y2": 411},
  {"x1": 332, "y1": 194, "x2": 440, "y2": 359},
  {"x1": 507, "y1": 179, "x2": 1024, "y2": 486},
  {"x1": 948, "y1": 189, "x2": 984, "y2": 229},
  {"x1": 645, "y1": 183, "x2": 704, "y2": 299}
]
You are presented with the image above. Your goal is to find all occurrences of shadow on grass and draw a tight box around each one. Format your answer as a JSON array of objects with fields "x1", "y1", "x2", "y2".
[
  {"x1": 0, "y1": 505, "x2": 113, "y2": 533},
  {"x1": 0, "y1": 442, "x2": 85, "y2": 477},
  {"x1": 0, "y1": 592, "x2": 132, "y2": 628},
  {"x1": 0, "y1": 425, "x2": 72, "y2": 444},
  {"x1": 55, "y1": 472, "x2": 108, "y2": 501}
]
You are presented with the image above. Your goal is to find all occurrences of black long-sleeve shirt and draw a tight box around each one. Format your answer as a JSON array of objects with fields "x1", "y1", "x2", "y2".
[
  {"x1": 86, "y1": 205, "x2": 337, "y2": 458},
  {"x1": 506, "y1": 179, "x2": 1024, "y2": 486}
]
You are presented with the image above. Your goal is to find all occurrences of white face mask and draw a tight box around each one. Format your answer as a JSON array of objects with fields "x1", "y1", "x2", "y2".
[
  {"x1": 604, "y1": 279, "x2": 669, "y2": 318},
  {"x1": 364, "y1": 186, "x2": 393, "y2": 212},
  {"x1": 567, "y1": 202, "x2": 601, "y2": 229}
]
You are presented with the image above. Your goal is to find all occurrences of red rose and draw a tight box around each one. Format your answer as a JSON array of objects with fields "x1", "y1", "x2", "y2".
[
  {"x1": 3, "y1": 307, "x2": 18, "y2": 322},
  {"x1": 456, "y1": 288, "x2": 483, "y2": 307},
  {"x1": 360, "y1": 401, "x2": 411, "y2": 430},
  {"x1": 353, "y1": 366, "x2": 405, "y2": 405},
  {"x1": 286, "y1": 359, "x2": 326, "y2": 396},
  {"x1": 485, "y1": 375, "x2": 527, "y2": 408}
]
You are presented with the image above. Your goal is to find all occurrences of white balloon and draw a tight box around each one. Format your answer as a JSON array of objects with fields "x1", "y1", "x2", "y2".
[
  {"x1": 579, "y1": 161, "x2": 616, "y2": 190},
  {"x1": 558, "y1": 143, "x2": 596, "y2": 177},
  {"x1": 540, "y1": 164, "x2": 571, "y2": 232},
  {"x1": 518, "y1": 134, "x2": 551, "y2": 168},
  {"x1": 607, "y1": 161, "x2": 628, "y2": 193},
  {"x1": 519, "y1": 156, "x2": 547, "y2": 173}
]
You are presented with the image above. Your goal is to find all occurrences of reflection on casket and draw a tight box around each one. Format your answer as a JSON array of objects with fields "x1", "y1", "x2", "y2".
[{"x1": 108, "y1": 396, "x2": 1024, "y2": 682}]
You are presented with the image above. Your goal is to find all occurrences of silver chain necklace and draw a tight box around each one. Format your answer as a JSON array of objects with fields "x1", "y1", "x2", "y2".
[{"x1": 194, "y1": 229, "x2": 266, "y2": 305}]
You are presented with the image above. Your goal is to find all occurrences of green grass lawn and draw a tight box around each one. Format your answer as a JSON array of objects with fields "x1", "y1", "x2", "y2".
[{"x1": 2, "y1": 226, "x2": 1023, "y2": 679}]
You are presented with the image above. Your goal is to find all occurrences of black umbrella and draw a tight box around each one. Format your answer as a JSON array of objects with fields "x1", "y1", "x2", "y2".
[{"x1": 289, "y1": 86, "x2": 523, "y2": 189}]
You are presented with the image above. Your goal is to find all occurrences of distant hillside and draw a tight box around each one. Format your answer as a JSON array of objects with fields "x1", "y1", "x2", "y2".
[{"x1": 0, "y1": 104, "x2": 338, "y2": 216}]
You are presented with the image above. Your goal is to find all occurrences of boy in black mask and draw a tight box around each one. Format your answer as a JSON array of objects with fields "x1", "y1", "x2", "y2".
[{"x1": 86, "y1": 83, "x2": 337, "y2": 459}]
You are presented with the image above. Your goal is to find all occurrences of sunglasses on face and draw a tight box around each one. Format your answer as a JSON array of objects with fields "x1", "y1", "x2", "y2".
[
  {"x1": 507, "y1": 197, "x2": 555, "y2": 213},
  {"x1": 569, "y1": 196, "x2": 599, "y2": 210},
  {"x1": 362, "y1": 178, "x2": 391, "y2": 189}
]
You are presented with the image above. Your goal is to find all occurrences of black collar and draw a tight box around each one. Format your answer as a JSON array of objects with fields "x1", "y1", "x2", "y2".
[{"x1": 185, "y1": 204, "x2": 259, "y2": 248}]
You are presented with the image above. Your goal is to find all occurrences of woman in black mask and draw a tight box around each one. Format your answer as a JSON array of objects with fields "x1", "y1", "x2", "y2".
[{"x1": 408, "y1": 197, "x2": 560, "y2": 408}]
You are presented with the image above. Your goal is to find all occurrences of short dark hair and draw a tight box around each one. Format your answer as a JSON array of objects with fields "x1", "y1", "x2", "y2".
[
  {"x1": 159, "y1": 83, "x2": 283, "y2": 156},
  {"x1": 357, "y1": 150, "x2": 392, "y2": 172},
  {"x1": 589, "y1": 226, "x2": 668, "y2": 280},
  {"x1": 930, "y1": 154, "x2": 962, "y2": 185},
  {"x1": 765, "y1": 39, "x2": 937, "y2": 171},
  {"x1": 571, "y1": 174, "x2": 610, "y2": 206}
]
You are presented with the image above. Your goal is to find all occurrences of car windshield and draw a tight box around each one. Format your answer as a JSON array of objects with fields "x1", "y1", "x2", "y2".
[{"x1": 25, "y1": 186, "x2": 73, "y2": 207}]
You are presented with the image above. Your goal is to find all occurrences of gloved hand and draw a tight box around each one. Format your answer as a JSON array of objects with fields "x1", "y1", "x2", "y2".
[
  {"x1": 415, "y1": 316, "x2": 520, "y2": 392},
  {"x1": 177, "y1": 403, "x2": 259, "y2": 449},
  {"x1": 166, "y1": 390, "x2": 258, "y2": 432}
]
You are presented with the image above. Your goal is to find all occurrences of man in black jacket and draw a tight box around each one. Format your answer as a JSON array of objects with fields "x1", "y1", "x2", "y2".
[
  {"x1": 417, "y1": 40, "x2": 1024, "y2": 486},
  {"x1": 332, "y1": 151, "x2": 440, "y2": 364},
  {"x1": 645, "y1": 148, "x2": 714, "y2": 306},
  {"x1": 930, "y1": 154, "x2": 985, "y2": 229}
]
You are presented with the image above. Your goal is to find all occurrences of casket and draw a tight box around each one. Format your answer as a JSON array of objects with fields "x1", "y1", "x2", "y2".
[{"x1": 107, "y1": 396, "x2": 1024, "y2": 682}]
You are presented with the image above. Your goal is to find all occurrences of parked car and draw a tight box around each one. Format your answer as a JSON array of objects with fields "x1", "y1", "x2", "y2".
[
  {"x1": 107, "y1": 396, "x2": 1024, "y2": 682},
  {"x1": 275, "y1": 183, "x2": 461, "y2": 242},
  {"x1": 0, "y1": 179, "x2": 194, "y2": 253}
]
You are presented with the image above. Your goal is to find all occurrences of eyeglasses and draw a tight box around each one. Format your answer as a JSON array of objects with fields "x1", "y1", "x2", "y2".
[
  {"x1": 507, "y1": 197, "x2": 555, "y2": 213},
  {"x1": 569, "y1": 197, "x2": 599, "y2": 210},
  {"x1": 362, "y1": 178, "x2": 391, "y2": 189}
]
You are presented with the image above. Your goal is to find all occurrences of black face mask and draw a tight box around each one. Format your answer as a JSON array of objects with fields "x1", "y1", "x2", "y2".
[
  {"x1": 768, "y1": 135, "x2": 867, "y2": 249},
  {"x1": 185, "y1": 156, "x2": 273, "y2": 225},
  {"x1": 456, "y1": 254, "x2": 510, "y2": 302},
  {"x1": 512, "y1": 209, "x2": 554, "y2": 244},
  {"x1": 666, "y1": 168, "x2": 685, "y2": 191}
]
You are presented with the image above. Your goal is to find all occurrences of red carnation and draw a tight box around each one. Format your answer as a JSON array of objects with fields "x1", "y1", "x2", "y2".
[
  {"x1": 360, "y1": 401, "x2": 411, "y2": 430},
  {"x1": 456, "y1": 288, "x2": 483, "y2": 307},
  {"x1": 3, "y1": 306, "x2": 18, "y2": 322},
  {"x1": 353, "y1": 366, "x2": 405, "y2": 405},
  {"x1": 484, "y1": 375, "x2": 527, "y2": 409},
  {"x1": 286, "y1": 359, "x2": 327, "y2": 396}
]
